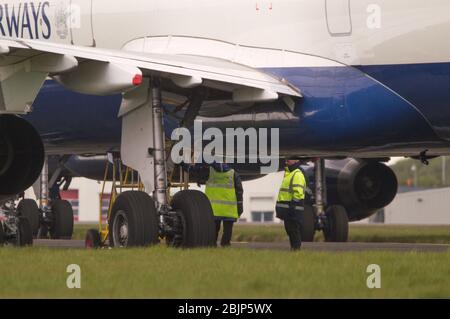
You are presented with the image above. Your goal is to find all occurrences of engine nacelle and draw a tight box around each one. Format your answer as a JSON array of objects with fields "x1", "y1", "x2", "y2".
[
  {"x1": 0, "y1": 115, "x2": 44, "y2": 200},
  {"x1": 62, "y1": 155, "x2": 136, "y2": 181},
  {"x1": 304, "y1": 159, "x2": 398, "y2": 221},
  {"x1": 62, "y1": 155, "x2": 276, "y2": 182}
]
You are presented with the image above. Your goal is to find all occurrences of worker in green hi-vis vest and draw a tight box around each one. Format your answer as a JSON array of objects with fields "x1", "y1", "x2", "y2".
[
  {"x1": 275, "y1": 159, "x2": 308, "y2": 251},
  {"x1": 182, "y1": 162, "x2": 244, "y2": 246}
]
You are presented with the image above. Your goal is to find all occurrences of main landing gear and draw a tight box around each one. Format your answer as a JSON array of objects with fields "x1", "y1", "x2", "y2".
[
  {"x1": 33, "y1": 158, "x2": 74, "y2": 240},
  {"x1": 301, "y1": 159, "x2": 349, "y2": 242},
  {"x1": 0, "y1": 198, "x2": 33, "y2": 247},
  {"x1": 7, "y1": 157, "x2": 75, "y2": 242},
  {"x1": 85, "y1": 78, "x2": 216, "y2": 249}
]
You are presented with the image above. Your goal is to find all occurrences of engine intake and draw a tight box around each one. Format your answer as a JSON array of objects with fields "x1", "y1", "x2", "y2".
[
  {"x1": 0, "y1": 115, "x2": 44, "y2": 200},
  {"x1": 306, "y1": 159, "x2": 398, "y2": 221}
]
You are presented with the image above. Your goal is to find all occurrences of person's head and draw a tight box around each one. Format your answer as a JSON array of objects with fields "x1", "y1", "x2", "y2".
[
  {"x1": 286, "y1": 159, "x2": 300, "y2": 167},
  {"x1": 212, "y1": 162, "x2": 230, "y2": 172}
]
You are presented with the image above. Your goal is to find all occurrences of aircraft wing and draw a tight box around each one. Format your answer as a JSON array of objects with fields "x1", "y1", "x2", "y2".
[{"x1": 0, "y1": 37, "x2": 301, "y2": 114}]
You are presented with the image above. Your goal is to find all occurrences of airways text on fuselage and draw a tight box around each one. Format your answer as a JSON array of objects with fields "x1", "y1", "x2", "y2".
[{"x1": 0, "y1": 1, "x2": 51, "y2": 39}]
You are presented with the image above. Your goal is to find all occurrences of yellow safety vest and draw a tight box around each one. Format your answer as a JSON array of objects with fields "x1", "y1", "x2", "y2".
[
  {"x1": 276, "y1": 168, "x2": 307, "y2": 219},
  {"x1": 277, "y1": 168, "x2": 306, "y2": 202},
  {"x1": 205, "y1": 167, "x2": 238, "y2": 219}
]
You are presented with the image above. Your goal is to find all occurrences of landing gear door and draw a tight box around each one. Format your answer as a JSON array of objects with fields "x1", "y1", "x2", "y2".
[
  {"x1": 326, "y1": 0, "x2": 352, "y2": 36},
  {"x1": 70, "y1": 0, "x2": 94, "y2": 46}
]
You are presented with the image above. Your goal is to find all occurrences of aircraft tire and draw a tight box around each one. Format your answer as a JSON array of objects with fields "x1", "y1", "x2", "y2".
[
  {"x1": 301, "y1": 204, "x2": 316, "y2": 242},
  {"x1": 109, "y1": 191, "x2": 159, "y2": 247},
  {"x1": 17, "y1": 217, "x2": 33, "y2": 246},
  {"x1": 170, "y1": 190, "x2": 216, "y2": 248},
  {"x1": 324, "y1": 205, "x2": 349, "y2": 242},
  {"x1": 50, "y1": 200, "x2": 74, "y2": 240},
  {"x1": 17, "y1": 199, "x2": 40, "y2": 237},
  {"x1": 85, "y1": 229, "x2": 102, "y2": 249}
]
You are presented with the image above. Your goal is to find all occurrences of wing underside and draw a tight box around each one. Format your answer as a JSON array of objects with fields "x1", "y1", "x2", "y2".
[{"x1": 0, "y1": 37, "x2": 302, "y2": 114}]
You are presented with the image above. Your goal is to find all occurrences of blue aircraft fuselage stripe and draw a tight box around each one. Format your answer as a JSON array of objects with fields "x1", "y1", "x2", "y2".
[{"x1": 24, "y1": 62, "x2": 450, "y2": 155}]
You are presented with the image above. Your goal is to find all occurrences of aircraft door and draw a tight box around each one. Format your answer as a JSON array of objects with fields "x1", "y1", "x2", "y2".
[
  {"x1": 70, "y1": 0, "x2": 94, "y2": 46},
  {"x1": 326, "y1": 0, "x2": 352, "y2": 36}
]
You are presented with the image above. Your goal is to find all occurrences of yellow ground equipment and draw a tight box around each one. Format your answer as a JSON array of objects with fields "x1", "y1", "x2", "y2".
[{"x1": 84, "y1": 155, "x2": 144, "y2": 248}]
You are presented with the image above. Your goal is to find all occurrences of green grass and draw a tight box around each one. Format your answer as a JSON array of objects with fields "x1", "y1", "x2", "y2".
[
  {"x1": 3, "y1": 224, "x2": 450, "y2": 298},
  {"x1": 0, "y1": 246, "x2": 449, "y2": 298},
  {"x1": 74, "y1": 224, "x2": 450, "y2": 244}
]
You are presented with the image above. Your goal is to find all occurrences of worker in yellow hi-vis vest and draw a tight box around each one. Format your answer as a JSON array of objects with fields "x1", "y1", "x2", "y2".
[
  {"x1": 276, "y1": 159, "x2": 308, "y2": 250},
  {"x1": 182, "y1": 162, "x2": 243, "y2": 246}
]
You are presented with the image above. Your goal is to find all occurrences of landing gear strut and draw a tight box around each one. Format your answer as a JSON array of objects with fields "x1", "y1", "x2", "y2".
[
  {"x1": 150, "y1": 79, "x2": 216, "y2": 248},
  {"x1": 36, "y1": 158, "x2": 74, "y2": 240},
  {"x1": 150, "y1": 78, "x2": 170, "y2": 213},
  {"x1": 88, "y1": 77, "x2": 216, "y2": 249},
  {"x1": 313, "y1": 158, "x2": 349, "y2": 242}
]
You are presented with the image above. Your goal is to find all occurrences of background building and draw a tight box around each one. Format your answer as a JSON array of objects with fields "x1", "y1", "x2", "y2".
[{"x1": 382, "y1": 187, "x2": 450, "y2": 224}]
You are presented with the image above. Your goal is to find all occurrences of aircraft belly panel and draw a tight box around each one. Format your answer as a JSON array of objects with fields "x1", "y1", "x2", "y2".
[
  {"x1": 263, "y1": 65, "x2": 439, "y2": 151},
  {"x1": 358, "y1": 63, "x2": 450, "y2": 141}
]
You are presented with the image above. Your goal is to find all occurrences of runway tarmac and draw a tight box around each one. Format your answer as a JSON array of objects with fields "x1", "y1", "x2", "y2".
[{"x1": 34, "y1": 239, "x2": 450, "y2": 252}]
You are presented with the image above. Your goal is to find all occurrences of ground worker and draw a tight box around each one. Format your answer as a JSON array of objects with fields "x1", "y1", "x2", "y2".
[
  {"x1": 275, "y1": 159, "x2": 308, "y2": 251},
  {"x1": 182, "y1": 161, "x2": 243, "y2": 246}
]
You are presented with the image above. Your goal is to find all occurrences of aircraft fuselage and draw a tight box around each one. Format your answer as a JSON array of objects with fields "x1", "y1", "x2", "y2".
[{"x1": 5, "y1": 0, "x2": 450, "y2": 157}]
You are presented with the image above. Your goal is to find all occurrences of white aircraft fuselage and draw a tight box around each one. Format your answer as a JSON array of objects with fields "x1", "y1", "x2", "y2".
[
  {"x1": 0, "y1": 0, "x2": 447, "y2": 66},
  {"x1": 2, "y1": 0, "x2": 450, "y2": 157}
]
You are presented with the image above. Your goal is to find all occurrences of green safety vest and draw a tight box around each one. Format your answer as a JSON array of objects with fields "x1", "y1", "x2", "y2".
[
  {"x1": 277, "y1": 168, "x2": 306, "y2": 202},
  {"x1": 205, "y1": 167, "x2": 238, "y2": 219}
]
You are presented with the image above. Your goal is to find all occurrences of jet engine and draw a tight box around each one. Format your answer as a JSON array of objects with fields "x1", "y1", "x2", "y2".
[
  {"x1": 0, "y1": 115, "x2": 44, "y2": 200},
  {"x1": 303, "y1": 159, "x2": 398, "y2": 221}
]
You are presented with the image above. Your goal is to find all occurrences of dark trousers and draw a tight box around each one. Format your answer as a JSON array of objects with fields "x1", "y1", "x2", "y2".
[
  {"x1": 215, "y1": 220, "x2": 234, "y2": 246},
  {"x1": 284, "y1": 218, "x2": 302, "y2": 250}
]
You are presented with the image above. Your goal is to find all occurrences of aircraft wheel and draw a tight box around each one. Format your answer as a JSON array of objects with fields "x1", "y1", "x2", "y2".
[
  {"x1": 85, "y1": 229, "x2": 102, "y2": 249},
  {"x1": 324, "y1": 205, "x2": 349, "y2": 242},
  {"x1": 109, "y1": 191, "x2": 159, "y2": 248},
  {"x1": 50, "y1": 200, "x2": 74, "y2": 240},
  {"x1": 16, "y1": 217, "x2": 33, "y2": 246},
  {"x1": 300, "y1": 204, "x2": 315, "y2": 242},
  {"x1": 17, "y1": 199, "x2": 40, "y2": 237},
  {"x1": 169, "y1": 190, "x2": 216, "y2": 248}
]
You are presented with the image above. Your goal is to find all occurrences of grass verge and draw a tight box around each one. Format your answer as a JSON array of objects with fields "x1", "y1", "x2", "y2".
[{"x1": 1, "y1": 246, "x2": 449, "y2": 298}]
